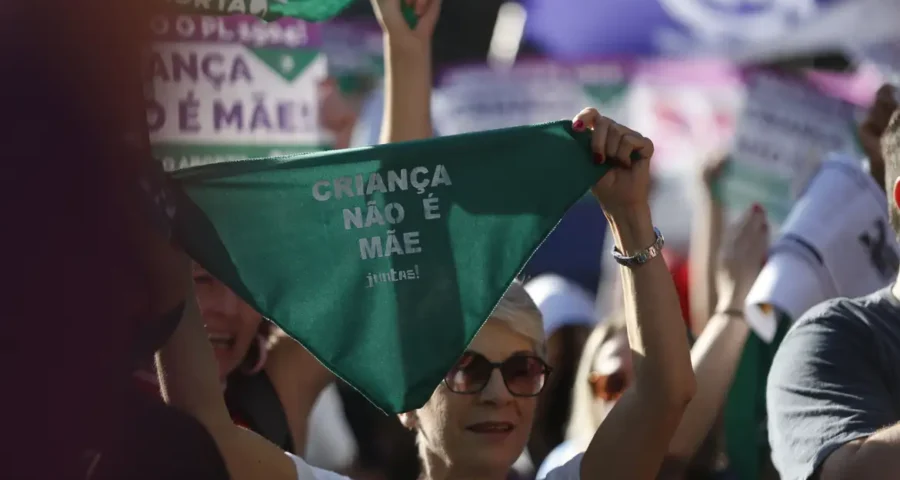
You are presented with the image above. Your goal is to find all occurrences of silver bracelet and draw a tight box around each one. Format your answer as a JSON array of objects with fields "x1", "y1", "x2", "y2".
[{"x1": 611, "y1": 227, "x2": 664, "y2": 268}]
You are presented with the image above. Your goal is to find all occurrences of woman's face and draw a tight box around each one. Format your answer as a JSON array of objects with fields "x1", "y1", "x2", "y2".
[
  {"x1": 411, "y1": 320, "x2": 540, "y2": 475},
  {"x1": 589, "y1": 330, "x2": 633, "y2": 420},
  {"x1": 192, "y1": 263, "x2": 264, "y2": 379}
]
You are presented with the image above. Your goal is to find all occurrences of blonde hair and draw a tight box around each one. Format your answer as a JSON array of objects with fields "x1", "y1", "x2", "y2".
[
  {"x1": 489, "y1": 280, "x2": 546, "y2": 356},
  {"x1": 564, "y1": 310, "x2": 628, "y2": 441}
]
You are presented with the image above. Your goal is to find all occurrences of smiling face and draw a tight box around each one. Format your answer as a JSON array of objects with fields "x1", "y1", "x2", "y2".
[
  {"x1": 192, "y1": 263, "x2": 264, "y2": 380},
  {"x1": 408, "y1": 319, "x2": 540, "y2": 477}
]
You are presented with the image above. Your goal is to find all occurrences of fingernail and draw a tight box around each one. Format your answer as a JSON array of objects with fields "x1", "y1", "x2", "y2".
[
  {"x1": 573, "y1": 120, "x2": 584, "y2": 132},
  {"x1": 593, "y1": 153, "x2": 605, "y2": 164},
  {"x1": 752, "y1": 203, "x2": 763, "y2": 213}
]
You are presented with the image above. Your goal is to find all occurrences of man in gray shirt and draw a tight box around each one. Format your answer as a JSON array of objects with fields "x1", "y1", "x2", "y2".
[{"x1": 767, "y1": 88, "x2": 900, "y2": 480}]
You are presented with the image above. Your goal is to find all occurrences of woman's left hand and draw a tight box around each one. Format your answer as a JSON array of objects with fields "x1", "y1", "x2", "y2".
[{"x1": 573, "y1": 108, "x2": 655, "y2": 218}]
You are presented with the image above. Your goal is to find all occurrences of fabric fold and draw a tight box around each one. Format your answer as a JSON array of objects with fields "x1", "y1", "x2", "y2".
[{"x1": 171, "y1": 121, "x2": 608, "y2": 413}]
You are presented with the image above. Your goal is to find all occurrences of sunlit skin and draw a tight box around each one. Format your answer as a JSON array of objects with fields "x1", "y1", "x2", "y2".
[
  {"x1": 192, "y1": 263, "x2": 263, "y2": 380},
  {"x1": 406, "y1": 320, "x2": 539, "y2": 478},
  {"x1": 590, "y1": 331, "x2": 633, "y2": 420}
]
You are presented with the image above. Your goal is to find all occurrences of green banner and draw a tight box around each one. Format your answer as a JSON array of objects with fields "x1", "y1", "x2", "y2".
[
  {"x1": 171, "y1": 121, "x2": 607, "y2": 413},
  {"x1": 165, "y1": 0, "x2": 357, "y2": 22}
]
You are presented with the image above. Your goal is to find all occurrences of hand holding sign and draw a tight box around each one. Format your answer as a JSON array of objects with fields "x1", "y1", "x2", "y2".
[
  {"x1": 371, "y1": 0, "x2": 440, "y2": 51},
  {"x1": 572, "y1": 108, "x2": 655, "y2": 216},
  {"x1": 715, "y1": 205, "x2": 769, "y2": 314}
]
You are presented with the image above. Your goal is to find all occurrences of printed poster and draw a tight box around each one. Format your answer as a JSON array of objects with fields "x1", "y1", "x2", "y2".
[
  {"x1": 321, "y1": 20, "x2": 384, "y2": 100},
  {"x1": 146, "y1": 15, "x2": 329, "y2": 171},
  {"x1": 432, "y1": 61, "x2": 631, "y2": 136},
  {"x1": 718, "y1": 71, "x2": 863, "y2": 228},
  {"x1": 850, "y1": 39, "x2": 900, "y2": 86}
]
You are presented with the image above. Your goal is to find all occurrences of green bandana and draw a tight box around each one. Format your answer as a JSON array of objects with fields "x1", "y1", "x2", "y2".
[
  {"x1": 164, "y1": 0, "x2": 417, "y2": 24},
  {"x1": 171, "y1": 121, "x2": 607, "y2": 413},
  {"x1": 165, "y1": 0, "x2": 356, "y2": 21}
]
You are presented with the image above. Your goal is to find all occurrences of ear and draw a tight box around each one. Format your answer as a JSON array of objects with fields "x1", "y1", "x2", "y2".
[
  {"x1": 893, "y1": 177, "x2": 900, "y2": 212},
  {"x1": 398, "y1": 411, "x2": 418, "y2": 431}
]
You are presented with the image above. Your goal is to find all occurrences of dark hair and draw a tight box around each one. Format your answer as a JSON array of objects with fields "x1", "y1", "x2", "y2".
[
  {"x1": 237, "y1": 320, "x2": 273, "y2": 374},
  {"x1": 884, "y1": 110, "x2": 900, "y2": 183},
  {"x1": 883, "y1": 110, "x2": 900, "y2": 235}
]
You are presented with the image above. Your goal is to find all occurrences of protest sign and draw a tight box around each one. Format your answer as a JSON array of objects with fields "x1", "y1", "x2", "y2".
[
  {"x1": 321, "y1": 20, "x2": 384, "y2": 99},
  {"x1": 170, "y1": 121, "x2": 607, "y2": 413},
  {"x1": 744, "y1": 153, "x2": 900, "y2": 342},
  {"x1": 162, "y1": 0, "x2": 356, "y2": 21},
  {"x1": 432, "y1": 61, "x2": 631, "y2": 136},
  {"x1": 850, "y1": 39, "x2": 900, "y2": 86},
  {"x1": 626, "y1": 60, "x2": 743, "y2": 175},
  {"x1": 717, "y1": 71, "x2": 862, "y2": 228},
  {"x1": 147, "y1": 15, "x2": 330, "y2": 171}
]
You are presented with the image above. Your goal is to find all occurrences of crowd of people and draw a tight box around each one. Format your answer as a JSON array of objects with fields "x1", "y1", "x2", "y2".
[{"x1": 10, "y1": 1, "x2": 900, "y2": 480}]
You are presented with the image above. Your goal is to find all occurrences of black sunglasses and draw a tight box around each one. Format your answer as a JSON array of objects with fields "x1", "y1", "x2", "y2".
[{"x1": 444, "y1": 351, "x2": 552, "y2": 397}]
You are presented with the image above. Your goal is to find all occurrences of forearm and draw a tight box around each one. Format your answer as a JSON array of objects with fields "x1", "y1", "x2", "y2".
[
  {"x1": 380, "y1": 38, "x2": 432, "y2": 144},
  {"x1": 608, "y1": 206, "x2": 695, "y2": 401},
  {"x1": 581, "y1": 207, "x2": 696, "y2": 480},
  {"x1": 822, "y1": 424, "x2": 900, "y2": 479},
  {"x1": 156, "y1": 297, "x2": 297, "y2": 480},
  {"x1": 266, "y1": 337, "x2": 332, "y2": 457},
  {"x1": 155, "y1": 295, "x2": 231, "y2": 430},
  {"x1": 667, "y1": 311, "x2": 749, "y2": 460},
  {"x1": 688, "y1": 194, "x2": 724, "y2": 336}
]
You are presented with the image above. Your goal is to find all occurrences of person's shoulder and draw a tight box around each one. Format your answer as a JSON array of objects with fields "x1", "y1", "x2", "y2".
[
  {"x1": 539, "y1": 451, "x2": 584, "y2": 480},
  {"x1": 284, "y1": 452, "x2": 351, "y2": 480},
  {"x1": 787, "y1": 288, "x2": 896, "y2": 340}
]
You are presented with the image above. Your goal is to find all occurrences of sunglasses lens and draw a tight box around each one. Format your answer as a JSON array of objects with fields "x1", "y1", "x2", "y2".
[
  {"x1": 445, "y1": 353, "x2": 492, "y2": 393},
  {"x1": 606, "y1": 371, "x2": 627, "y2": 397},
  {"x1": 501, "y1": 356, "x2": 547, "y2": 396}
]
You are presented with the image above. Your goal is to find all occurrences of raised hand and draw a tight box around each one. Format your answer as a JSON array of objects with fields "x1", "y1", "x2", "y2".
[
  {"x1": 370, "y1": 0, "x2": 441, "y2": 53},
  {"x1": 572, "y1": 108, "x2": 655, "y2": 217},
  {"x1": 715, "y1": 204, "x2": 769, "y2": 314},
  {"x1": 700, "y1": 153, "x2": 729, "y2": 195}
]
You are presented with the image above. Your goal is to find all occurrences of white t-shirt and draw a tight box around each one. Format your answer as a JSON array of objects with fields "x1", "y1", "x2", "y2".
[
  {"x1": 287, "y1": 452, "x2": 351, "y2": 480},
  {"x1": 286, "y1": 451, "x2": 583, "y2": 480},
  {"x1": 538, "y1": 440, "x2": 585, "y2": 480}
]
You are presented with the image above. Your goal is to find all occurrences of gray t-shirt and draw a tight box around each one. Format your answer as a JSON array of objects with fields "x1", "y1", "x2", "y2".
[{"x1": 767, "y1": 287, "x2": 900, "y2": 480}]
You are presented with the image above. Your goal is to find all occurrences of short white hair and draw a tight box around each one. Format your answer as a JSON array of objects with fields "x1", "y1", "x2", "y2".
[{"x1": 489, "y1": 280, "x2": 546, "y2": 356}]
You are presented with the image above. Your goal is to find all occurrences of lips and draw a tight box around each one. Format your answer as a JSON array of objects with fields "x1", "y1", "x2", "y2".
[
  {"x1": 466, "y1": 421, "x2": 515, "y2": 434},
  {"x1": 207, "y1": 332, "x2": 235, "y2": 349}
]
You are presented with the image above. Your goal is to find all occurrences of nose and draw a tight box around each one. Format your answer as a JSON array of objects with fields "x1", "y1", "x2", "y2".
[
  {"x1": 217, "y1": 285, "x2": 241, "y2": 312},
  {"x1": 478, "y1": 368, "x2": 514, "y2": 404}
]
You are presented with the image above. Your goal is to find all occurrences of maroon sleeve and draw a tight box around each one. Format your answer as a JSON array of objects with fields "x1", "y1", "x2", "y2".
[{"x1": 0, "y1": 2, "x2": 218, "y2": 478}]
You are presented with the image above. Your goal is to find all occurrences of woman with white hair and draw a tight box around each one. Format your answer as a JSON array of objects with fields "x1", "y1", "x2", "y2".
[{"x1": 152, "y1": 1, "x2": 695, "y2": 479}]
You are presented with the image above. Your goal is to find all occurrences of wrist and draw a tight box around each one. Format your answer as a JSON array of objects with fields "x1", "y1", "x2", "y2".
[
  {"x1": 384, "y1": 36, "x2": 432, "y2": 66},
  {"x1": 714, "y1": 295, "x2": 745, "y2": 316},
  {"x1": 605, "y1": 204, "x2": 656, "y2": 256}
]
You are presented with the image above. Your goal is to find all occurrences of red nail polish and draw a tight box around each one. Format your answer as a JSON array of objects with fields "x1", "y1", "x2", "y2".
[
  {"x1": 752, "y1": 203, "x2": 763, "y2": 213},
  {"x1": 573, "y1": 120, "x2": 584, "y2": 131},
  {"x1": 594, "y1": 153, "x2": 605, "y2": 164}
]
